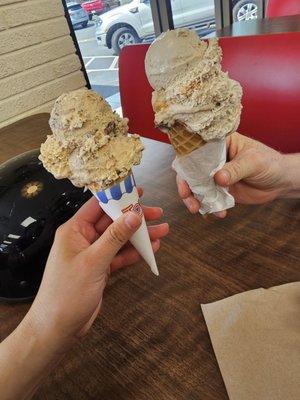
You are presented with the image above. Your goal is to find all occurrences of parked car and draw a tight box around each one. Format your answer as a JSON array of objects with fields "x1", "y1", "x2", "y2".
[
  {"x1": 67, "y1": 2, "x2": 89, "y2": 29},
  {"x1": 95, "y1": 0, "x2": 215, "y2": 54},
  {"x1": 82, "y1": 0, "x2": 120, "y2": 19},
  {"x1": 82, "y1": 0, "x2": 106, "y2": 19},
  {"x1": 232, "y1": 0, "x2": 263, "y2": 22}
]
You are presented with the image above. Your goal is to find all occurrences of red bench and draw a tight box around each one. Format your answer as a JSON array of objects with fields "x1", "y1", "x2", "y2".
[
  {"x1": 119, "y1": 33, "x2": 300, "y2": 153},
  {"x1": 266, "y1": 0, "x2": 300, "y2": 18}
]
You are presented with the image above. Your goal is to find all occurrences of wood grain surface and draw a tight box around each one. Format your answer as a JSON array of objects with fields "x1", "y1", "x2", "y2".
[
  {"x1": 0, "y1": 114, "x2": 299, "y2": 399},
  {"x1": 216, "y1": 14, "x2": 300, "y2": 37},
  {"x1": 0, "y1": 114, "x2": 50, "y2": 164}
]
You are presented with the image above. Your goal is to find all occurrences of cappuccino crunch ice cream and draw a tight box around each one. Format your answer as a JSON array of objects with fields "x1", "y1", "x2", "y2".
[
  {"x1": 39, "y1": 89, "x2": 159, "y2": 277},
  {"x1": 145, "y1": 28, "x2": 243, "y2": 215},
  {"x1": 145, "y1": 28, "x2": 242, "y2": 143},
  {"x1": 39, "y1": 88, "x2": 144, "y2": 191}
]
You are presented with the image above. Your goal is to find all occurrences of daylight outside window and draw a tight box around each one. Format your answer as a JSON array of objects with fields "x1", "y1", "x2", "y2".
[
  {"x1": 169, "y1": 0, "x2": 216, "y2": 36},
  {"x1": 67, "y1": 0, "x2": 264, "y2": 112},
  {"x1": 68, "y1": 0, "x2": 218, "y2": 113},
  {"x1": 67, "y1": 0, "x2": 155, "y2": 113}
]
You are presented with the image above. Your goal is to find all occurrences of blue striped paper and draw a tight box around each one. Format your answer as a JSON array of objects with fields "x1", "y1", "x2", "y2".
[{"x1": 95, "y1": 174, "x2": 135, "y2": 204}]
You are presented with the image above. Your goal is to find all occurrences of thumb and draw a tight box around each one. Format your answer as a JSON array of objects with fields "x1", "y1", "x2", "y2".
[
  {"x1": 88, "y1": 211, "x2": 142, "y2": 265},
  {"x1": 214, "y1": 154, "x2": 257, "y2": 187}
]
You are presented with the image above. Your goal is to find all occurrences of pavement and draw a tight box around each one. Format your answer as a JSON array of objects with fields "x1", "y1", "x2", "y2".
[{"x1": 75, "y1": 22, "x2": 121, "y2": 109}]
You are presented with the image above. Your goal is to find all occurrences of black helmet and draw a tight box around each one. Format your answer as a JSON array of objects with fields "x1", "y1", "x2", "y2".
[{"x1": 0, "y1": 149, "x2": 91, "y2": 303}]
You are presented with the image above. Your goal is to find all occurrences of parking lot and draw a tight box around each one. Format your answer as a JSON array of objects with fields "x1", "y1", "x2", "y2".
[{"x1": 75, "y1": 22, "x2": 121, "y2": 107}]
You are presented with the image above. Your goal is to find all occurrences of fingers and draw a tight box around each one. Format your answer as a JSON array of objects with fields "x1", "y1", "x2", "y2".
[
  {"x1": 176, "y1": 174, "x2": 200, "y2": 213},
  {"x1": 95, "y1": 214, "x2": 113, "y2": 234},
  {"x1": 176, "y1": 174, "x2": 191, "y2": 199},
  {"x1": 99, "y1": 222, "x2": 168, "y2": 248},
  {"x1": 143, "y1": 206, "x2": 163, "y2": 221},
  {"x1": 110, "y1": 239, "x2": 160, "y2": 272},
  {"x1": 77, "y1": 187, "x2": 143, "y2": 230},
  {"x1": 176, "y1": 172, "x2": 227, "y2": 216},
  {"x1": 95, "y1": 206, "x2": 164, "y2": 234},
  {"x1": 214, "y1": 154, "x2": 258, "y2": 187},
  {"x1": 183, "y1": 196, "x2": 200, "y2": 214},
  {"x1": 88, "y1": 212, "x2": 142, "y2": 266},
  {"x1": 213, "y1": 210, "x2": 227, "y2": 218},
  {"x1": 74, "y1": 196, "x2": 104, "y2": 224},
  {"x1": 148, "y1": 223, "x2": 169, "y2": 240}
]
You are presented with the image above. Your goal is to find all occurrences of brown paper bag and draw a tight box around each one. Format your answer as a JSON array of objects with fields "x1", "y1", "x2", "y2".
[{"x1": 202, "y1": 282, "x2": 300, "y2": 400}]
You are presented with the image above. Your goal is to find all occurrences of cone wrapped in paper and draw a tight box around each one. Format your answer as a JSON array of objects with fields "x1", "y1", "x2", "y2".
[
  {"x1": 165, "y1": 123, "x2": 234, "y2": 214},
  {"x1": 92, "y1": 174, "x2": 159, "y2": 276}
]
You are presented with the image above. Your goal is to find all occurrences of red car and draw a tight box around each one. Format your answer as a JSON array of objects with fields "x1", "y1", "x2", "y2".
[
  {"x1": 81, "y1": 0, "x2": 119, "y2": 18},
  {"x1": 82, "y1": 0, "x2": 105, "y2": 15}
]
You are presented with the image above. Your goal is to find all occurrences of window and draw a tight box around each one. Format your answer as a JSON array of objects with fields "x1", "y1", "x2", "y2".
[
  {"x1": 68, "y1": 1, "x2": 254, "y2": 111},
  {"x1": 72, "y1": 0, "x2": 156, "y2": 111},
  {"x1": 170, "y1": 0, "x2": 216, "y2": 37},
  {"x1": 68, "y1": 4, "x2": 83, "y2": 11},
  {"x1": 231, "y1": 0, "x2": 263, "y2": 22}
]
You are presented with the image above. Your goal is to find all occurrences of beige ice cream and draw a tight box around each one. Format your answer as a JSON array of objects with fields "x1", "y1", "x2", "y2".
[
  {"x1": 145, "y1": 28, "x2": 242, "y2": 143},
  {"x1": 39, "y1": 88, "x2": 144, "y2": 190}
]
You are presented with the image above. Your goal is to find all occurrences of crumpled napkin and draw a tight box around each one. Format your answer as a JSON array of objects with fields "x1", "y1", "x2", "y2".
[{"x1": 173, "y1": 139, "x2": 235, "y2": 214}]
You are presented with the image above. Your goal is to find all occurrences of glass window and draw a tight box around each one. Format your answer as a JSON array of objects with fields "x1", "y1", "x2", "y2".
[
  {"x1": 170, "y1": 0, "x2": 216, "y2": 38},
  {"x1": 231, "y1": 0, "x2": 263, "y2": 22},
  {"x1": 73, "y1": 1, "x2": 260, "y2": 111},
  {"x1": 68, "y1": 4, "x2": 83, "y2": 11},
  {"x1": 73, "y1": 0, "x2": 155, "y2": 112}
]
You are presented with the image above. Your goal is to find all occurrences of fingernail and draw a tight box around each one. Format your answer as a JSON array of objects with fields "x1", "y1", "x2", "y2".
[
  {"x1": 124, "y1": 212, "x2": 141, "y2": 230},
  {"x1": 222, "y1": 170, "x2": 230, "y2": 185}
]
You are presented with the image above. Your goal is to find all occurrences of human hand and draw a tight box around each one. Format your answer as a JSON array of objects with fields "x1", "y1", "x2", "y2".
[
  {"x1": 176, "y1": 132, "x2": 290, "y2": 218},
  {"x1": 0, "y1": 190, "x2": 168, "y2": 400},
  {"x1": 27, "y1": 190, "x2": 169, "y2": 343}
]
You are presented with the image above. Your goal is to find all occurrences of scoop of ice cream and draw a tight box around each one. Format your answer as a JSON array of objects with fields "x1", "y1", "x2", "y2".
[
  {"x1": 145, "y1": 29, "x2": 207, "y2": 90},
  {"x1": 49, "y1": 88, "x2": 128, "y2": 147},
  {"x1": 145, "y1": 29, "x2": 242, "y2": 142},
  {"x1": 40, "y1": 135, "x2": 71, "y2": 179},
  {"x1": 69, "y1": 135, "x2": 143, "y2": 190},
  {"x1": 39, "y1": 89, "x2": 144, "y2": 190}
]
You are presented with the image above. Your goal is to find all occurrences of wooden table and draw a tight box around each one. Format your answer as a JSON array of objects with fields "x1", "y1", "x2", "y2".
[
  {"x1": 216, "y1": 14, "x2": 300, "y2": 37},
  {"x1": 0, "y1": 114, "x2": 299, "y2": 400}
]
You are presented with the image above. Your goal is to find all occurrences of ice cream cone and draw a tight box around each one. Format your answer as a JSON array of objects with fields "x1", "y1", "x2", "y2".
[
  {"x1": 92, "y1": 174, "x2": 159, "y2": 276},
  {"x1": 168, "y1": 123, "x2": 206, "y2": 157}
]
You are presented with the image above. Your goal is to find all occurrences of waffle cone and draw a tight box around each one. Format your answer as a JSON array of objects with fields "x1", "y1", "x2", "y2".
[{"x1": 168, "y1": 123, "x2": 206, "y2": 156}]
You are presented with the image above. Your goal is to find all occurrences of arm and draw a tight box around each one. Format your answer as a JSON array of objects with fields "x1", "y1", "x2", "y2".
[
  {"x1": 281, "y1": 153, "x2": 300, "y2": 198},
  {"x1": 0, "y1": 316, "x2": 69, "y2": 400},
  {"x1": 0, "y1": 194, "x2": 169, "y2": 400}
]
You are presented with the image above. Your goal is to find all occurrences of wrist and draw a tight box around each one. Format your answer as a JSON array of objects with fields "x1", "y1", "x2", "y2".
[
  {"x1": 20, "y1": 309, "x2": 75, "y2": 357},
  {"x1": 0, "y1": 310, "x2": 73, "y2": 400},
  {"x1": 280, "y1": 154, "x2": 300, "y2": 199}
]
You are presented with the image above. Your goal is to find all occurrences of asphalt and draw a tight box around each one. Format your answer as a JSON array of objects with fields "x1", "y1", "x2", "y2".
[{"x1": 75, "y1": 22, "x2": 121, "y2": 108}]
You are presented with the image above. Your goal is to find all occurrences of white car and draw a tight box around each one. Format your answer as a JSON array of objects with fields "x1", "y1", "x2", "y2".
[{"x1": 95, "y1": 0, "x2": 215, "y2": 54}]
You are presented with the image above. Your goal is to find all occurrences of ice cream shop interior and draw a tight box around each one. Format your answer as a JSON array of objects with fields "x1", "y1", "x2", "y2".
[{"x1": 0, "y1": 1, "x2": 299, "y2": 399}]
